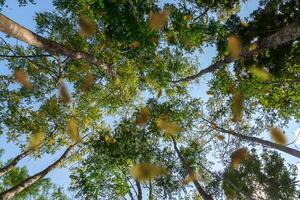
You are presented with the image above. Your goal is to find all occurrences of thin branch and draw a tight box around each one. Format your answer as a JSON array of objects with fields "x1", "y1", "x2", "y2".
[{"x1": 0, "y1": 54, "x2": 52, "y2": 58}]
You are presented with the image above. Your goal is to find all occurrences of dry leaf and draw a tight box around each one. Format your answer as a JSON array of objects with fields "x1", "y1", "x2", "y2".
[
  {"x1": 228, "y1": 35, "x2": 241, "y2": 59},
  {"x1": 182, "y1": 171, "x2": 198, "y2": 185},
  {"x1": 217, "y1": 135, "x2": 225, "y2": 141},
  {"x1": 231, "y1": 89, "x2": 243, "y2": 122},
  {"x1": 248, "y1": 43, "x2": 258, "y2": 52},
  {"x1": 81, "y1": 74, "x2": 95, "y2": 91},
  {"x1": 248, "y1": 66, "x2": 270, "y2": 80},
  {"x1": 79, "y1": 15, "x2": 96, "y2": 37},
  {"x1": 28, "y1": 131, "x2": 44, "y2": 149},
  {"x1": 149, "y1": 7, "x2": 171, "y2": 31},
  {"x1": 240, "y1": 21, "x2": 249, "y2": 27},
  {"x1": 131, "y1": 163, "x2": 168, "y2": 181},
  {"x1": 129, "y1": 41, "x2": 140, "y2": 49},
  {"x1": 270, "y1": 127, "x2": 287, "y2": 145},
  {"x1": 206, "y1": 90, "x2": 214, "y2": 95},
  {"x1": 211, "y1": 122, "x2": 217, "y2": 129},
  {"x1": 135, "y1": 107, "x2": 150, "y2": 126},
  {"x1": 156, "y1": 88, "x2": 162, "y2": 99},
  {"x1": 231, "y1": 148, "x2": 249, "y2": 169},
  {"x1": 68, "y1": 118, "x2": 81, "y2": 143},
  {"x1": 156, "y1": 114, "x2": 182, "y2": 136},
  {"x1": 183, "y1": 15, "x2": 193, "y2": 20},
  {"x1": 14, "y1": 70, "x2": 32, "y2": 89},
  {"x1": 59, "y1": 82, "x2": 71, "y2": 104},
  {"x1": 103, "y1": 135, "x2": 116, "y2": 144}
]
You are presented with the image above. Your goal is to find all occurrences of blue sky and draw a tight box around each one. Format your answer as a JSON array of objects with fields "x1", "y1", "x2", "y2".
[{"x1": 0, "y1": 0, "x2": 299, "y2": 198}]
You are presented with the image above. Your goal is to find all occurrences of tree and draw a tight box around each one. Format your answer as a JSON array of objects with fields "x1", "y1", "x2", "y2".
[
  {"x1": 0, "y1": 149, "x2": 69, "y2": 200},
  {"x1": 223, "y1": 149, "x2": 300, "y2": 200},
  {"x1": 0, "y1": 0, "x2": 299, "y2": 199}
]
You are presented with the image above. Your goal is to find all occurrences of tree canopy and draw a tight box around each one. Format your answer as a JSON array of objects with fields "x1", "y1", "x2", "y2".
[{"x1": 0, "y1": 0, "x2": 299, "y2": 199}]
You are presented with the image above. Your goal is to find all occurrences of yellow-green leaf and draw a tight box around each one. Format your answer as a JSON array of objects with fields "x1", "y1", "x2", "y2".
[
  {"x1": 68, "y1": 118, "x2": 81, "y2": 143},
  {"x1": 28, "y1": 132, "x2": 45, "y2": 149}
]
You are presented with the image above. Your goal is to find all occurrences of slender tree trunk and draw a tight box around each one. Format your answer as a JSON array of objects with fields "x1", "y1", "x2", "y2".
[
  {"x1": 0, "y1": 149, "x2": 32, "y2": 177},
  {"x1": 135, "y1": 180, "x2": 142, "y2": 200},
  {"x1": 175, "y1": 21, "x2": 300, "y2": 83},
  {"x1": 171, "y1": 136, "x2": 213, "y2": 200},
  {"x1": 0, "y1": 145, "x2": 74, "y2": 200},
  {"x1": 0, "y1": 14, "x2": 111, "y2": 74},
  {"x1": 218, "y1": 127, "x2": 300, "y2": 158},
  {"x1": 148, "y1": 180, "x2": 153, "y2": 200},
  {"x1": 128, "y1": 189, "x2": 134, "y2": 200}
]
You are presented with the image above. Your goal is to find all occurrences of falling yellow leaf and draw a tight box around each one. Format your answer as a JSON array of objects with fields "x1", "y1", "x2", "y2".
[
  {"x1": 68, "y1": 118, "x2": 81, "y2": 143},
  {"x1": 248, "y1": 43, "x2": 258, "y2": 52},
  {"x1": 131, "y1": 163, "x2": 168, "y2": 181},
  {"x1": 248, "y1": 66, "x2": 271, "y2": 80},
  {"x1": 270, "y1": 127, "x2": 287, "y2": 145},
  {"x1": 156, "y1": 88, "x2": 162, "y2": 99},
  {"x1": 135, "y1": 107, "x2": 150, "y2": 126},
  {"x1": 129, "y1": 41, "x2": 140, "y2": 49},
  {"x1": 217, "y1": 135, "x2": 225, "y2": 141},
  {"x1": 183, "y1": 15, "x2": 193, "y2": 20},
  {"x1": 81, "y1": 74, "x2": 95, "y2": 91},
  {"x1": 103, "y1": 135, "x2": 117, "y2": 144},
  {"x1": 228, "y1": 35, "x2": 241, "y2": 59},
  {"x1": 182, "y1": 171, "x2": 198, "y2": 185},
  {"x1": 206, "y1": 90, "x2": 214, "y2": 95},
  {"x1": 195, "y1": 112, "x2": 201, "y2": 117},
  {"x1": 149, "y1": 7, "x2": 171, "y2": 31},
  {"x1": 28, "y1": 131, "x2": 45, "y2": 149},
  {"x1": 59, "y1": 82, "x2": 71, "y2": 104},
  {"x1": 14, "y1": 70, "x2": 32, "y2": 89},
  {"x1": 231, "y1": 89, "x2": 243, "y2": 122},
  {"x1": 156, "y1": 114, "x2": 182, "y2": 136},
  {"x1": 79, "y1": 15, "x2": 96, "y2": 37},
  {"x1": 230, "y1": 148, "x2": 249, "y2": 169},
  {"x1": 240, "y1": 21, "x2": 249, "y2": 27},
  {"x1": 114, "y1": 77, "x2": 121, "y2": 87}
]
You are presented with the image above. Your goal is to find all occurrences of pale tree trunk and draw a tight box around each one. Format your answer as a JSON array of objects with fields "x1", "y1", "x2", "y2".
[
  {"x1": 0, "y1": 145, "x2": 74, "y2": 200},
  {"x1": 175, "y1": 21, "x2": 300, "y2": 83},
  {"x1": 0, "y1": 14, "x2": 111, "y2": 74},
  {"x1": 171, "y1": 136, "x2": 213, "y2": 200},
  {"x1": 0, "y1": 149, "x2": 32, "y2": 177},
  {"x1": 218, "y1": 127, "x2": 300, "y2": 158},
  {"x1": 135, "y1": 180, "x2": 142, "y2": 200}
]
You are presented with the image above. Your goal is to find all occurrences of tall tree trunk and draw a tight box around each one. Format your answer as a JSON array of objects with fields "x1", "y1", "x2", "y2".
[
  {"x1": 0, "y1": 145, "x2": 74, "y2": 200},
  {"x1": 148, "y1": 180, "x2": 153, "y2": 200},
  {"x1": 218, "y1": 127, "x2": 300, "y2": 158},
  {"x1": 0, "y1": 149, "x2": 32, "y2": 177},
  {"x1": 171, "y1": 136, "x2": 213, "y2": 200},
  {"x1": 135, "y1": 180, "x2": 142, "y2": 200},
  {"x1": 0, "y1": 14, "x2": 111, "y2": 74},
  {"x1": 175, "y1": 21, "x2": 300, "y2": 83}
]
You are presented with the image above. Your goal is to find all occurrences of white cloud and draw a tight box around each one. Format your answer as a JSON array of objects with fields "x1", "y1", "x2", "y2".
[{"x1": 295, "y1": 128, "x2": 300, "y2": 145}]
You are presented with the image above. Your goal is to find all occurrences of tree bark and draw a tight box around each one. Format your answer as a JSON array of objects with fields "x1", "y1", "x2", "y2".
[
  {"x1": 218, "y1": 127, "x2": 300, "y2": 159},
  {"x1": 0, "y1": 149, "x2": 32, "y2": 177},
  {"x1": 171, "y1": 136, "x2": 213, "y2": 200},
  {"x1": 0, "y1": 145, "x2": 74, "y2": 200},
  {"x1": 0, "y1": 14, "x2": 111, "y2": 75},
  {"x1": 135, "y1": 180, "x2": 142, "y2": 200},
  {"x1": 175, "y1": 21, "x2": 300, "y2": 83}
]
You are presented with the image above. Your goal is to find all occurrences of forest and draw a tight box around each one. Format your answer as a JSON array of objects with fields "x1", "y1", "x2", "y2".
[{"x1": 0, "y1": 0, "x2": 299, "y2": 199}]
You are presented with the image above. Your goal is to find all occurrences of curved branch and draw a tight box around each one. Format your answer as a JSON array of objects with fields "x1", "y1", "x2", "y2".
[
  {"x1": 174, "y1": 21, "x2": 300, "y2": 83},
  {"x1": 0, "y1": 14, "x2": 113, "y2": 76}
]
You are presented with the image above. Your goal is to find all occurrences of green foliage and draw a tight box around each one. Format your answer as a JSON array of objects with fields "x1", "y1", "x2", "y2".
[{"x1": 223, "y1": 149, "x2": 300, "y2": 200}]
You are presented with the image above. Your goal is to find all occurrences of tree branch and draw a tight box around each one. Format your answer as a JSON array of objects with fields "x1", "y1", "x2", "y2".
[
  {"x1": 0, "y1": 14, "x2": 113, "y2": 77},
  {"x1": 174, "y1": 21, "x2": 300, "y2": 83}
]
